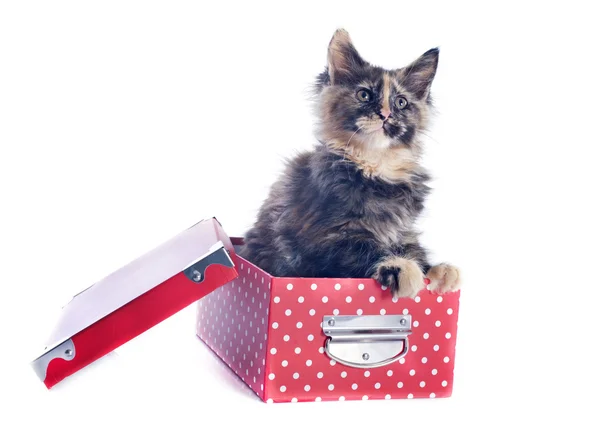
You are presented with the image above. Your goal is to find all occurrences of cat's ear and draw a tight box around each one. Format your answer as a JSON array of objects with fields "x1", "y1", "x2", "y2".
[
  {"x1": 399, "y1": 48, "x2": 439, "y2": 99},
  {"x1": 327, "y1": 29, "x2": 366, "y2": 85}
]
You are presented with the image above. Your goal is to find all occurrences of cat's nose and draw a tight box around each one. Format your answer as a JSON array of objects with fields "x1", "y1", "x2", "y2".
[{"x1": 380, "y1": 109, "x2": 391, "y2": 120}]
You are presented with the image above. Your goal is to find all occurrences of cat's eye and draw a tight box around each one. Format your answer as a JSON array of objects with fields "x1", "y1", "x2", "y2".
[
  {"x1": 356, "y1": 89, "x2": 372, "y2": 102},
  {"x1": 394, "y1": 96, "x2": 408, "y2": 109}
]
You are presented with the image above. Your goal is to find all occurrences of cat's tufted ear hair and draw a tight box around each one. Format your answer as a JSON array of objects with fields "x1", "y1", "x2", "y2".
[
  {"x1": 326, "y1": 29, "x2": 367, "y2": 85},
  {"x1": 398, "y1": 48, "x2": 439, "y2": 100}
]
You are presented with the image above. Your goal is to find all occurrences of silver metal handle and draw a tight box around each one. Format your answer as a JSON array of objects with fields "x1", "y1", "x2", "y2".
[
  {"x1": 322, "y1": 314, "x2": 412, "y2": 369},
  {"x1": 324, "y1": 337, "x2": 409, "y2": 369}
]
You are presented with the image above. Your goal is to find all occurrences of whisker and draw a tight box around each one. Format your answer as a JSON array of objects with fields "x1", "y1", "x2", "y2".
[{"x1": 342, "y1": 125, "x2": 364, "y2": 179}]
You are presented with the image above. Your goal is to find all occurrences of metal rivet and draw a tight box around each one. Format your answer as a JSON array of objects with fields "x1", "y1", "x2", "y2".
[
  {"x1": 192, "y1": 270, "x2": 202, "y2": 282},
  {"x1": 362, "y1": 353, "x2": 370, "y2": 361},
  {"x1": 400, "y1": 318, "x2": 406, "y2": 325},
  {"x1": 327, "y1": 319, "x2": 335, "y2": 326},
  {"x1": 64, "y1": 349, "x2": 73, "y2": 357}
]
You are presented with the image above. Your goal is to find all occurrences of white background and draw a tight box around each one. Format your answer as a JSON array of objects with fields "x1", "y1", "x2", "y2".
[{"x1": 1, "y1": 1, "x2": 599, "y2": 420}]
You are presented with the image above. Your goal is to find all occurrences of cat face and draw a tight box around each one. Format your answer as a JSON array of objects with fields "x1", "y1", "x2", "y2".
[{"x1": 314, "y1": 29, "x2": 439, "y2": 156}]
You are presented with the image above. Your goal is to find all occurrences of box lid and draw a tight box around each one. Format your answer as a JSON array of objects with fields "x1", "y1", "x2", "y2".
[{"x1": 31, "y1": 217, "x2": 239, "y2": 389}]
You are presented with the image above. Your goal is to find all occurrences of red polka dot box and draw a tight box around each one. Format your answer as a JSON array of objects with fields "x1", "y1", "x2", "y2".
[
  {"x1": 31, "y1": 217, "x2": 461, "y2": 403},
  {"x1": 196, "y1": 236, "x2": 462, "y2": 403}
]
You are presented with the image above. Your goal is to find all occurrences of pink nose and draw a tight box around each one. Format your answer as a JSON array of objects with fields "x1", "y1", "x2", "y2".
[{"x1": 381, "y1": 109, "x2": 391, "y2": 119}]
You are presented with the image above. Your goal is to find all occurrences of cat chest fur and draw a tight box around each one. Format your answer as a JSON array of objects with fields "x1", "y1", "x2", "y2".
[
  {"x1": 326, "y1": 187, "x2": 419, "y2": 248},
  {"x1": 295, "y1": 150, "x2": 430, "y2": 249}
]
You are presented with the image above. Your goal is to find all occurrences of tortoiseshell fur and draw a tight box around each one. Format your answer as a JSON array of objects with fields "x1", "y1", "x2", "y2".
[{"x1": 239, "y1": 29, "x2": 461, "y2": 298}]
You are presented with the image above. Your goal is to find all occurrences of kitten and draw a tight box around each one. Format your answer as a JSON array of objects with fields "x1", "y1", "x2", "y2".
[{"x1": 238, "y1": 29, "x2": 461, "y2": 298}]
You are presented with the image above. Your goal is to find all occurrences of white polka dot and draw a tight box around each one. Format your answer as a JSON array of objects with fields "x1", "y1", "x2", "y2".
[
  {"x1": 315, "y1": 397, "x2": 321, "y2": 402},
  {"x1": 442, "y1": 380, "x2": 448, "y2": 387},
  {"x1": 358, "y1": 283, "x2": 364, "y2": 290},
  {"x1": 267, "y1": 399, "x2": 273, "y2": 404},
  {"x1": 296, "y1": 322, "x2": 303, "y2": 328},
  {"x1": 385, "y1": 394, "x2": 391, "y2": 400},
  {"x1": 345, "y1": 296, "x2": 352, "y2": 303},
  {"x1": 447, "y1": 308, "x2": 453, "y2": 315},
  {"x1": 280, "y1": 385, "x2": 287, "y2": 392},
  {"x1": 317, "y1": 372, "x2": 323, "y2": 378},
  {"x1": 333, "y1": 308, "x2": 339, "y2": 315},
  {"x1": 272, "y1": 322, "x2": 279, "y2": 329},
  {"x1": 318, "y1": 347, "x2": 324, "y2": 353},
  {"x1": 425, "y1": 308, "x2": 431, "y2": 315},
  {"x1": 387, "y1": 370, "x2": 393, "y2": 376},
  {"x1": 295, "y1": 347, "x2": 301, "y2": 354},
  {"x1": 311, "y1": 284, "x2": 317, "y2": 290},
  {"x1": 286, "y1": 283, "x2": 293, "y2": 290},
  {"x1": 413, "y1": 321, "x2": 419, "y2": 327},
  {"x1": 268, "y1": 373, "x2": 275, "y2": 380},
  {"x1": 340, "y1": 371, "x2": 347, "y2": 378},
  {"x1": 352, "y1": 383, "x2": 358, "y2": 390},
  {"x1": 270, "y1": 348, "x2": 277, "y2": 355},
  {"x1": 415, "y1": 296, "x2": 421, "y2": 303},
  {"x1": 397, "y1": 382, "x2": 404, "y2": 388},
  {"x1": 423, "y1": 332, "x2": 430, "y2": 339},
  {"x1": 435, "y1": 320, "x2": 442, "y2": 327},
  {"x1": 432, "y1": 369, "x2": 438, "y2": 375},
  {"x1": 411, "y1": 345, "x2": 418, "y2": 352},
  {"x1": 283, "y1": 335, "x2": 290, "y2": 342},
  {"x1": 293, "y1": 372, "x2": 299, "y2": 379},
  {"x1": 328, "y1": 384, "x2": 334, "y2": 391},
  {"x1": 362, "y1": 395, "x2": 369, "y2": 400},
  {"x1": 306, "y1": 359, "x2": 312, "y2": 366},
  {"x1": 285, "y1": 309, "x2": 292, "y2": 316},
  {"x1": 422, "y1": 357, "x2": 428, "y2": 363},
  {"x1": 402, "y1": 308, "x2": 409, "y2": 315},
  {"x1": 430, "y1": 393, "x2": 436, "y2": 398},
  {"x1": 399, "y1": 358, "x2": 405, "y2": 364},
  {"x1": 309, "y1": 309, "x2": 316, "y2": 316},
  {"x1": 334, "y1": 283, "x2": 341, "y2": 290},
  {"x1": 364, "y1": 370, "x2": 370, "y2": 377},
  {"x1": 307, "y1": 334, "x2": 314, "y2": 341},
  {"x1": 322, "y1": 296, "x2": 328, "y2": 303},
  {"x1": 444, "y1": 356, "x2": 450, "y2": 363},
  {"x1": 437, "y1": 296, "x2": 443, "y2": 303},
  {"x1": 392, "y1": 296, "x2": 398, "y2": 303},
  {"x1": 369, "y1": 296, "x2": 375, "y2": 303},
  {"x1": 282, "y1": 360, "x2": 288, "y2": 367},
  {"x1": 445, "y1": 332, "x2": 452, "y2": 339},
  {"x1": 274, "y1": 296, "x2": 280, "y2": 303},
  {"x1": 356, "y1": 309, "x2": 363, "y2": 315},
  {"x1": 380, "y1": 309, "x2": 386, "y2": 315},
  {"x1": 339, "y1": 396, "x2": 345, "y2": 401},
  {"x1": 298, "y1": 296, "x2": 304, "y2": 303},
  {"x1": 304, "y1": 385, "x2": 311, "y2": 392},
  {"x1": 291, "y1": 398, "x2": 298, "y2": 403},
  {"x1": 433, "y1": 344, "x2": 440, "y2": 351},
  {"x1": 409, "y1": 369, "x2": 416, "y2": 376},
  {"x1": 329, "y1": 360, "x2": 336, "y2": 366},
  {"x1": 374, "y1": 382, "x2": 381, "y2": 389},
  {"x1": 408, "y1": 394, "x2": 414, "y2": 399}
]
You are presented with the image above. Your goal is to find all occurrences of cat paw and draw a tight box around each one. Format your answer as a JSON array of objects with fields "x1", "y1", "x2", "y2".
[
  {"x1": 426, "y1": 263, "x2": 462, "y2": 294},
  {"x1": 373, "y1": 256, "x2": 425, "y2": 299}
]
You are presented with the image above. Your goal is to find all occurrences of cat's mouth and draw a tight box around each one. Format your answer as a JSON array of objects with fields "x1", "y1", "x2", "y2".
[{"x1": 362, "y1": 122, "x2": 385, "y2": 134}]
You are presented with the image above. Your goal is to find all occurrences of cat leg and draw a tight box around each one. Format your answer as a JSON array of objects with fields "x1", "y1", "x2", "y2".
[
  {"x1": 394, "y1": 241, "x2": 462, "y2": 294},
  {"x1": 426, "y1": 263, "x2": 462, "y2": 293},
  {"x1": 372, "y1": 256, "x2": 425, "y2": 299}
]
